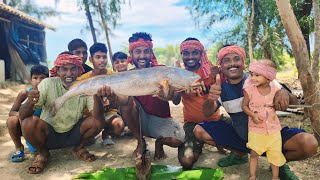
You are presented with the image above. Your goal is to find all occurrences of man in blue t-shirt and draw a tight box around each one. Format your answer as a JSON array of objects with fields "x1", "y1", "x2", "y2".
[{"x1": 195, "y1": 45, "x2": 318, "y2": 179}]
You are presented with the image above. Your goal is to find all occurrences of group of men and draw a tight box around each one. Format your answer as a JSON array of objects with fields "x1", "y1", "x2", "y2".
[{"x1": 16, "y1": 32, "x2": 318, "y2": 179}]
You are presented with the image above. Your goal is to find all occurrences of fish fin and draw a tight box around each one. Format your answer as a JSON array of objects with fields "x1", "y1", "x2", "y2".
[{"x1": 159, "y1": 79, "x2": 169, "y2": 98}]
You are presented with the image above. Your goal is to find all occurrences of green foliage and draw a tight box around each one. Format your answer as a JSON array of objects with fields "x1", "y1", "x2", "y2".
[
  {"x1": 187, "y1": 0, "x2": 314, "y2": 69},
  {"x1": 7, "y1": 0, "x2": 58, "y2": 20},
  {"x1": 207, "y1": 42, "x2": 224, "y2": 65},
  {"x1": 153, "y1": 45, "x2": 181, "y2": 66}
]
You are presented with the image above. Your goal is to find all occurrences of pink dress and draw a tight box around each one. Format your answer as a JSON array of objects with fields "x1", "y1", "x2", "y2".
[{"x1": 244, "y1": 84, "x2": 281, "y2": 135}]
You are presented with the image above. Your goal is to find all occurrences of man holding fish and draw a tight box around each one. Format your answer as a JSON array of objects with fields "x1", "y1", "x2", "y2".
[
  {"x1": 119, "y1": 32, "x2": 186, "y2": 162},
  {"x1": 176, "y1": 37, "x2": 226, "y2": 169},
  {"x1": 18, "y1": 52, "x2": 116, "y2": 174}
]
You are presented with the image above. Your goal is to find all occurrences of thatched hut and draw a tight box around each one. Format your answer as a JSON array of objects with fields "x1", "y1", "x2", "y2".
[{"x1": 0, "y1": 3, "x2": 54, "y2": 83}]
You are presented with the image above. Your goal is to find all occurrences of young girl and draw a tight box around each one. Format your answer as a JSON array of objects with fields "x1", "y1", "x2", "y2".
[{"x1": 242, "y1": 59, "x2": 286, "y2": 180}]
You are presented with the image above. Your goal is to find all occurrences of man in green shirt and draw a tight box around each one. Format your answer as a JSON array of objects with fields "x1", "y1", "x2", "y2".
[{"x1": 19, "y1": 52, "x2": 115, "y2": 174}]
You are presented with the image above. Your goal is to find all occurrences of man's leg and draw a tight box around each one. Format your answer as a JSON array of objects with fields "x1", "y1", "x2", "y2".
[
  {"x1": 195, "y1": 120, "x2": 249, "y2": 167},
  {"x1": 178, "y1": 122, "x2": 203, "y2": 169},
  {"x1": 102, "y1": 115, "x2": 125, "y2": 146},
  {"x1": 111, "y1": 116, "x2": 125, "y2": 135},
  {"x1": 73, "y1": 115, "x2": 104, "y2": 161},
  {"x1": 279, "y1": 127, "x2": 318, "y2": 180},
  {"x1": 283, "y1": 132, "x2": 318, "y2": 161},
  {"x1": 119, "y1": 97, "x2": 142, "y2": 157},
  {"x1": 21, "y1": 116, "x2": 49, "y2": 174},
  {"x1": 142, "y1": 113, "x2": 184, "y2": 160}
]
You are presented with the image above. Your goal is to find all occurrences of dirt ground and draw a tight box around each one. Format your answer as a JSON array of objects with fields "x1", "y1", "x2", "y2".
[{"x1": 0, "y1": 83, "x2": 319, "y2": 180}]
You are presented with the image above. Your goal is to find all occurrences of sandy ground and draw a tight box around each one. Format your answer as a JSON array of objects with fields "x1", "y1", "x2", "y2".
[{"x1": 0, "y1": 84, "x2": 319, "y2": 180}]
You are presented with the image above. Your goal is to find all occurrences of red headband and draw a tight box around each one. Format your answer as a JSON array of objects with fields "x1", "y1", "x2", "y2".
[
  {"x1": 50, "y1": 54, "x2": 84, "y2": 77},
  {"x1": 217, "y1": 45, "x2": 246, "y2": 67},
  {"x1": 127, "y1": 38, "x2": 158, "y2": 66},
  {"x1": 217, "y1": 45, "x2": 246, "y2": 84},
  {"x1": 249, "y1": 61, "x2": 277, "y2": 80},
  {"x1": 180, "y1": 40, "x2": 212, "y2": 79}
]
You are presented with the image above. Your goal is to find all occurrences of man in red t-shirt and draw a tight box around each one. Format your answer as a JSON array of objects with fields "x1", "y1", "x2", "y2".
[
  {"x1": 177, "y1": 38, "x2": 224, "y2": 169},
  {"x1": 120, "y1": 32, "x2": 185, "y2": 161}
]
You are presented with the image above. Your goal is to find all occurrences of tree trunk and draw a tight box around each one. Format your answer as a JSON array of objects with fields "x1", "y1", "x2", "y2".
[
  {"x1": 276, "y1": 0, "x2": 320, "y2": 143},
  {"x1": 83, "y1": 0, "x2": 97, "y2": 43},
  {"x1": 312, "y1": 0, "x2": 320, "y2": 81},
  {"x1": 245, "y1": 0, "x2": 254, "y2": 62},
  {"x1": 97, "y1": 0, "x2": 113, "y2": 60}
]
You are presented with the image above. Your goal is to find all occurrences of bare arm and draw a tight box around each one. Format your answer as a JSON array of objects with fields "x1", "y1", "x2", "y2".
[
  {"x1": 242, "y1": 91, "x2": 255, "y2": 118},
  {"x1": 203, "y1": 99, "x2": 219, "y2": 117},
  {"x1": 19, "y1": 89, "x2": 39, "y2": 120},
  {"x1": 91, "y1": 94, "x2": 105, "y2": 122},
  {"x1": 242, "y1": 90, "x2": 261, "y2": 124},
  {"x1": 9, "y1": 90, "x2": 28, "y2": 117},
  {"x1": 203, "y1": 74, "x2": 222, "y2": 117},
  {"x1": 274, "y1": 89, "x2": 298, "y2": 111}
]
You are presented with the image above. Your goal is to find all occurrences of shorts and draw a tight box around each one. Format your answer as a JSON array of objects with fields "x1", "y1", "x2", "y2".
[
  {"x1": 45, "y1": 119, "x2": 84, "y2": 150},
  {"x1": 137, "y1": 102, "x2": 185, "y2": 142},
  {"x1": 247, "y1": 131, "x2": 286, "y2": 166},
  {"x1": 200, "y1": 120, "x2": 306, "y2": 153},
  {"x1": 178, "y1": 122, "x2": 204, "y2": 159},
  {"x1": 199, "y1": 119, "x2": 250, "y2": 153}
]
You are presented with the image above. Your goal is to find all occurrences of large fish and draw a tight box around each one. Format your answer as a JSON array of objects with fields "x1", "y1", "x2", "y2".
[{"x1": 52, "y1": 66, "x2": 200, "y2": 112}]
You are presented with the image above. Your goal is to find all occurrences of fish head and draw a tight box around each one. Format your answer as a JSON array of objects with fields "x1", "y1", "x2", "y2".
[{"x1": 165, "y1": 67, "x2": 201, "y2": 91}]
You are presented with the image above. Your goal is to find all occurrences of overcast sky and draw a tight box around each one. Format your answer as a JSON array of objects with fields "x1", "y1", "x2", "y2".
[{"x1": 34, "y1": 0, "x2": 225, "y2": 61}]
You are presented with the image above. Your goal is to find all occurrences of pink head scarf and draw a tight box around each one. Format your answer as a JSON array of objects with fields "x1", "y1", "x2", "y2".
[
  {"x1": 50, "y1": 53, "x2": 84, "y2": 77},
  {"x1": 249, "y1": 61, "x2": 277, "y2": 80},
  {"x1": 180, "y1": 40, "x2": 212, "y2": 79},
  {"x1": 127, "y1": 38, "x2": 158, "y2": 66}
]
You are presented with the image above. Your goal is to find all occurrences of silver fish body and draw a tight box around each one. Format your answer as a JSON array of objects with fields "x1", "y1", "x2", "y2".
[{"x1": 54, "y1": 66, "x2": 200, "y2": 110}]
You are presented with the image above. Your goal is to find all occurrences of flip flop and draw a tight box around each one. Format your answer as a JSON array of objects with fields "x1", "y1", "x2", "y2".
[
  {"x1": 11, "y1": 150, "x2": 25, "y2": 163},
  {"x1": 102, "y1": 138, "x2": 115, "y2": 147},
  {"x1": 26, "y1": 141, "x2": 37, "y2": 153}
]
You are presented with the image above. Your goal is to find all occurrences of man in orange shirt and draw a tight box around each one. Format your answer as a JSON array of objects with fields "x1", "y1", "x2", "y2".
[{"x1": 177, "y1": 38, "x2": 223, "y2": 169}]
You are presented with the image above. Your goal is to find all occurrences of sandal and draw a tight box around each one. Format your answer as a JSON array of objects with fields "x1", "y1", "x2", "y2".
[
  {"x1": 11, "y1": 150, "x2": 25, "y2": 163},
  {"x1": 73, "y1": 149, "x2": 96, "y2": 162},
  {"x1": 28, "y1": 155, "x2": 49, "y2": 174},
  {"x1": 102, "y1": 138, "x2": 115, "y2": 147},
  {"x1": 26, "y1": 141, "x2": 37, "y2": 153}
]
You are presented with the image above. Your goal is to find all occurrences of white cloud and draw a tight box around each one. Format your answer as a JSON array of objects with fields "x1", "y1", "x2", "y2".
[
  {"x1": 119, "y1": 0, "x2": 190, "y2": 26},
  {"x1": 40, "y1": 0, "x2": 219, "y2": 60}
]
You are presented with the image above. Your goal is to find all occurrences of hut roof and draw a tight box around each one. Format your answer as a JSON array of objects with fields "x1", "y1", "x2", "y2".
[{"x1": 0, "y1": 3, "x2": 55, "y2": 30}]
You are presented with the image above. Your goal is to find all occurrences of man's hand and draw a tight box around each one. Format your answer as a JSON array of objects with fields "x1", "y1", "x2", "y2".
[
  {"x1": 153, "y1": 84, "x2": 175, "y2": 101},
  {"x1": 274, "y1": 89, "x2": 289, "y2": 111},
  {"x1": 97, "y1": 85, "x2": 117, "y2": 102},
  {"x1": 26, "y1": 86, "x2": 40, "y2": 105},
  {"x1": 211, "y1": 65, "x2": 219, "y2": 83},
  {"x1": 208, "y1": 74, "x2": 221, "y2": 102}
]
